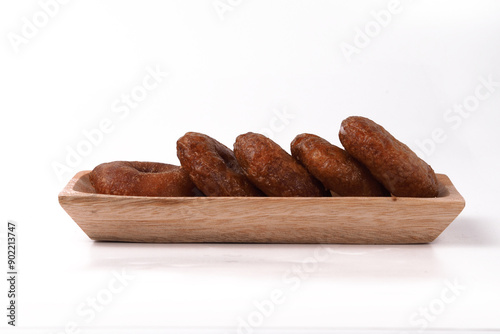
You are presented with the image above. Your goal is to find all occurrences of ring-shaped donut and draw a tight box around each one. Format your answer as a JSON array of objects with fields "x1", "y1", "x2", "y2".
[
  {"x1": 291, "y1": 133, "x2": 388, "y2": 196},
  {"x1": 89, "y1": 161, "x2": 198, "y2": 197},
  {"x1": 339, "y1": 116, "x2": 439, "y2": 197},
  {"x1": 176, "y1": 132, "x2": 263, "y2": 196},
  {"x1": 234, "y1": 132, "x2": 327, "y2": 197}
]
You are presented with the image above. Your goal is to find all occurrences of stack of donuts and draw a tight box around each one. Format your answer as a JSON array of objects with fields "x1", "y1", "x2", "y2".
[{"x1": 89, "y1": 116, "x2": 440, "y2": 198}]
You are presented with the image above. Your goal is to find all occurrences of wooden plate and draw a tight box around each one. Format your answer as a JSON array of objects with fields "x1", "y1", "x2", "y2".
[{"x1": 59, "y1": 171, "x2": 465, "y2": 244}]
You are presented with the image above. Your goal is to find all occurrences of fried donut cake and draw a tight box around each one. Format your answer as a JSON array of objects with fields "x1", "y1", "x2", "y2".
[
  {"x1": 339, "y1": 116, "x2": 439, "y2": 197},
  {"x1": 234, "y1": 132, "x2": 327, "y2": 197},
  {"x1": 291, "y1": 133, "x2": 388, "y2": 196},
  {"x1": 89, "y1": 161, "x2": 198, "y2": 197},
  {"x1": 177, "y1": 132, "x2": 263, "y2": 197}
]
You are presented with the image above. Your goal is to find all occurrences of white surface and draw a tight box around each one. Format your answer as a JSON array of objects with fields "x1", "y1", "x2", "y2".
[{"x1": 1, "y1": 0, "x2": 500, "y2": 332}]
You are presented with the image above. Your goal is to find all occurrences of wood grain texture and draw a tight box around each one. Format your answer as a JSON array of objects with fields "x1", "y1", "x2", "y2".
[{"x1": 59, "y1": 171, "x2": 465, "y2": 244}]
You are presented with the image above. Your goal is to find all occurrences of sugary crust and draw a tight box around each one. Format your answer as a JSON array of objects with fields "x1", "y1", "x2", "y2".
[
  {"x1": 291, "y1": 134, "x2": 388, "y2": 196},
  {"x1": 234, "y1": 132, "x2": 327, "y2": 197},
  {"x1": 176, "y1": 132, "x2": 263, "y2": 196},
  {"x1": 89, "y1": 161, "x2": 199, "y2": 197},
  {"x1": 339, "y1": 116, "x2": 439, "y2": 197}
]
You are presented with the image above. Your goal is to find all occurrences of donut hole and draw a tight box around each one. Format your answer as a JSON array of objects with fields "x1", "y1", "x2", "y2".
[
  {"x1": 129, "y1": 162, "x2": 169, "y2": 174},
  {"x1": 216, "y1": 145, "x2": 240, "y2": 171},
  {"x1": 136, "y1": 166, "x2": 160, "y2": 174}
]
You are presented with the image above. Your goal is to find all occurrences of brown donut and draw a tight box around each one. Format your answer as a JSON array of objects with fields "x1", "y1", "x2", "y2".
[
  {"x1": 291, "y1": 134, "x2": 388, "y2": 196},
  {"x1": 339, "y1": 116, "x2": 439, "y2": 197},
  {"x1": 176, "y1": 132, "x2": 263, "y2": 196},
  {"x1": 89, "y1": 161, "x2": 199, "y2": 197},
  {"x1": 234, "y1": 132, "x2": 327, "y2": 197}
]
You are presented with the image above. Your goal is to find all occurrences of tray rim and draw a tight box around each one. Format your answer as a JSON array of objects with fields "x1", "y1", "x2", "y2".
[{"x1": 59, "y1": 170, "x2": 465, "y2": 204}]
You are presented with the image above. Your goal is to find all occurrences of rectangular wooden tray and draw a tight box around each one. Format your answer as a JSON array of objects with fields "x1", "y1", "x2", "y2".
[{"x1": 59, "y1": 171, "x2": 465, "y2": 244}]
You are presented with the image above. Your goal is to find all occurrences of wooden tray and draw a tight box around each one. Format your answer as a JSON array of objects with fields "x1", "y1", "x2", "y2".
[{"x1": 59, "y1": 171, "x2": 465, "y2": 244}]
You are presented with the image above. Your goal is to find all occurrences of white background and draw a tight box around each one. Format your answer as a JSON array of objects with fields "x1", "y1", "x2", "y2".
[{"x1": 1, "y1": 0, "x2": 500, "y2": 332}]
